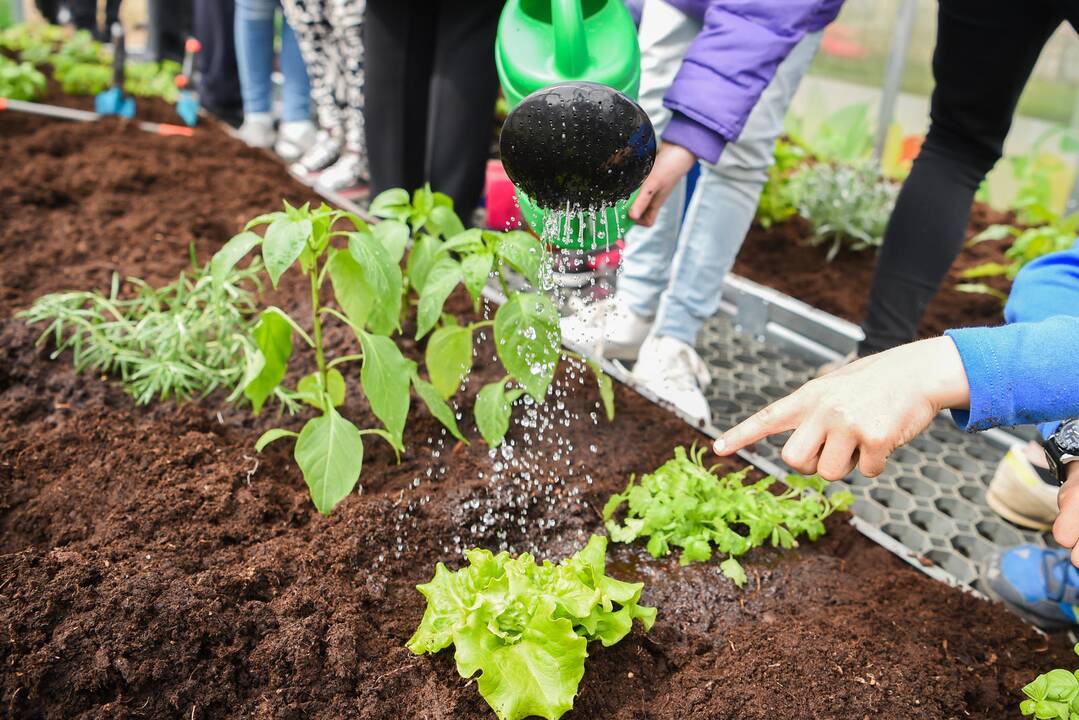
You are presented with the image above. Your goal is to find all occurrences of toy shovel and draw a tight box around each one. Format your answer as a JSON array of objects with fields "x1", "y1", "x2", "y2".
[
  {"x1": 175, "y1": 37, "x2": 202, "y2": 127},
  {"x1": 94, "y1": 22, "x2": 136, "y2": 118}
]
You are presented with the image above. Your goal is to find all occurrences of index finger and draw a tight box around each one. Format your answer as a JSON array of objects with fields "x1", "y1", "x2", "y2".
[{"x1": 713, "y1": 396, "x2": 804, "y2": 456}]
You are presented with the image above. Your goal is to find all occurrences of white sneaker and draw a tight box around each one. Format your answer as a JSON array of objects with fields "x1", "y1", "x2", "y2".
[
  {"x1": 237, "y1": 112, "x2": 275, "y2": 149},
  {"x1": 632, "y1": 335, "x2": 712, "y2": 424},
  {"x1": 314, "y1": 151, "x2": 368, "y2": 193},
  {"x1": 275, "y1": 120, "x2": 317, "y2": 163},
  {"x1": 290, "y1": 130, "x2": 342, "y2": 176},
  {"x1": 560, "y1": 294, "x2": 652, "y2": 361}
]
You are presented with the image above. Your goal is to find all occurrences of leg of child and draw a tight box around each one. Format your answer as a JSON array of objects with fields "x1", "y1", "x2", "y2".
[
  {"x1": 653, "y1": 31, "x2": 822, "y2": 347},
  {"x1": 426, "y1": 0, "x2": 502, "y2": 217},
  {"x1": 315, "y1": 0, "x2": 367, "y2": 190},
  {"x1": 279, "y1": 13, "x2": 312, "y2": 124},
  {"x1": 364, "y1": 0, "x2": 435, "y2": 196},
  {"x1": 282, "y1": 0, "x2": 346, "y2": 171},
  {"x1": 617, "y1": 0, "x2": 700, "y2": 321},
  {"x1": 234, "y1": 0, "x2": 277, "y2": 146}
]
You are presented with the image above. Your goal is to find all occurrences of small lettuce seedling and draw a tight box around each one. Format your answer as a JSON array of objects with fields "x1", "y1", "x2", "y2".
[
  {"x1": 1020, "y1": 645, "x2": 1079, "y2": 719},
  {"x1": 408, "y1": 535, "x2": 655, "y2": 720},
  {"x1": 604, "y1": 445, "x2": 852, "y2": 585}
]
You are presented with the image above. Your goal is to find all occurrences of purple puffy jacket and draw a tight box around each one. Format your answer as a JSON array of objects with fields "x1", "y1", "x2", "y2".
[{"x1": 659, "y1": 0, "x2": 844, "y2": 163}]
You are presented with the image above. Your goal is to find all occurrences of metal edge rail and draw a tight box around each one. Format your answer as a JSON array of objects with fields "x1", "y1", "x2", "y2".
[{"x1": 721, "y1": 271, "x2": 1031, "y2": 450}]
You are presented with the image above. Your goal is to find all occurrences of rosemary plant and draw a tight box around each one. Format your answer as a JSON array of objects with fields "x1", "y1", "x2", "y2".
[{"x1": 19, "y1": 251, "x2": 273, "y2": 406}]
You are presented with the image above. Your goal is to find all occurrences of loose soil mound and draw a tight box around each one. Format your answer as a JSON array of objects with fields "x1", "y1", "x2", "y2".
[
  {"x1": 1, "y1": 103, "x2": 1073, "y2": 719},
  {"x1": 733, "y1": 204, "x2": 1014, "y2": 338}
]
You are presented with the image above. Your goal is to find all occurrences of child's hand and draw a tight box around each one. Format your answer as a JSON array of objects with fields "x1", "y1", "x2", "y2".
[
  {"x1": 713, "y1": 337, "x2": 971, "y2": 480},
  {"x1": 628, "y1": 143, "x2": 697, "y2": 227}
]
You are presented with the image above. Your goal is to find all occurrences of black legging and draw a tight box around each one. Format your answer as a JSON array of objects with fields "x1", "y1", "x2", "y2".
[
  {"x1": 858, "y1": 0, "x2": 1079, "y2": 355},
  {"x1": 364, "y1": 0, "x2": 503, "y2": 219}
]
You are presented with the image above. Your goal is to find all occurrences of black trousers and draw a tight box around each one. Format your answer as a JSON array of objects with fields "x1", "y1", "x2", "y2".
[
  {"x1": 858, "y1": 0, "x2": 1079, "y2": 355},
  {"x1": 147, "y1": 0, "x2": 193, "y2": 63},
  {"x1": 69, "y1": 0, "x2": 122, "y2": 35},
  {"x1": 364, "y1": 0, "x2": 503, "y2": 218},
  {"x1": 192, "y1": 0, "x2": 242, "y2": 122}
]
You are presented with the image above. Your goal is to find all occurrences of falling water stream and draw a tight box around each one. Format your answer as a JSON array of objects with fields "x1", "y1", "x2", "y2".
[{"x1": 377, "y1": 199, "x2": 630, "y2": 568}]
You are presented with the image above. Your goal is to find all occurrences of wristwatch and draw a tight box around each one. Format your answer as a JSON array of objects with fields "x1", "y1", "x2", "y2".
[{"x1": 1044, "y1": 419, "x2": 1079, "y2": 486}]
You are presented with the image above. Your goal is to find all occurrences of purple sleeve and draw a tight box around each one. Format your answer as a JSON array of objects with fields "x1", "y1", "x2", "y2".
[{"x1": 662, "y1": 0, "x2": 842, "y2": 163}]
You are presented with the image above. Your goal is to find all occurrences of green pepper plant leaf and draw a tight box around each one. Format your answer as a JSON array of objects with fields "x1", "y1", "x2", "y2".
[{"x1": 408, "y1": 535, "x2": 655, "y2": 720}]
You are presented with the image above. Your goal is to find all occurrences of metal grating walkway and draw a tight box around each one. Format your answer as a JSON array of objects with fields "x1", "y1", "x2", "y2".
[{"x1": 696, "y1": 314, "x2": 1051, "y2": 589}]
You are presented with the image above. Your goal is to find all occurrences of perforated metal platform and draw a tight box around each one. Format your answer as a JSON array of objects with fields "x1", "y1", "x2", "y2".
[{"x1": 697, "y1": 314, "x2": 1051, "y2": 589}]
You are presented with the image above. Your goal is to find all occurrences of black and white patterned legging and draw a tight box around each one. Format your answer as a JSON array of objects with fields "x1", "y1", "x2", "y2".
[{"x1": 281, "y1": 0, "x2": 366, "y2": 153}]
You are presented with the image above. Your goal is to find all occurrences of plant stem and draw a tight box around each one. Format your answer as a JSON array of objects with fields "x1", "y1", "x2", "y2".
[
  {"x1": 496, "y1": 267, "x2": 510, "y2": 299},
  {"x1": 309, "y1": 264, "x2": 327, "y2": 386}
]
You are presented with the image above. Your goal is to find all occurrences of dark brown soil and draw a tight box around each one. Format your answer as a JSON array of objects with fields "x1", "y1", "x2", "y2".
[
  {"x1": 733, "y1": 204, "x2": 1015, "y2": 338},
  {"x1": 1, "y1": 97, "x2": 1075, "y2": 720}
]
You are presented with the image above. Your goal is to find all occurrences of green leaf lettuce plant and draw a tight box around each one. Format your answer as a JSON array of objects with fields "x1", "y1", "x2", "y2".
[
  {"x1": 407, "y1": 535, "x2": 655, "y2": 720},
  {"x1": 603, "y1": 445, "x2": 853, "y2": 585},
  {"x1": 1019, "y1": 644, "x2": 1079, "y2": 719}
]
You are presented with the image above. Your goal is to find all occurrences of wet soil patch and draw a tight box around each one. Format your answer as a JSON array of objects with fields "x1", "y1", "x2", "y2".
[{"x1": 1, "y1": 100, "x2": 1073, "y2": 719}]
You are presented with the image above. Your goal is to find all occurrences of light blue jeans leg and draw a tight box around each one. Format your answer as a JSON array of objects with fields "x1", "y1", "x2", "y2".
[
  {"x1": 653, "y1": 30, "x2": 823, "y2": 346},
  {"x1": 234, "y1": 0, "x2": 276, "y2": 116},
  {"x1": 279, "y1": 18, "x2": 312, "y2": 122},
  {"x1": 618, "y1": 0, "x2": 699, "y2": 320}
]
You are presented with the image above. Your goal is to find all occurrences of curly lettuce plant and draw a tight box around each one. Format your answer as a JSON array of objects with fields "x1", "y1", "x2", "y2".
[
  {"x1": 604, "y1": 445, "x2": 852, "y2": 585},
  {"x1": 0, "y1": 56, "x2": 46, "y2": 100},
  {"x1": 1020, "y1": 645, "x2": 1079, "y2": 719},
  {"x1": 408, "y1": 535, "x2": 655, "y2": 720}
]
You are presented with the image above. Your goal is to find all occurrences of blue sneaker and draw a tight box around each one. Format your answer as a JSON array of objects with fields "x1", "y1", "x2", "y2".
[{"x1": 983, "y1": 545, "x2": 1079, "y2": 630}]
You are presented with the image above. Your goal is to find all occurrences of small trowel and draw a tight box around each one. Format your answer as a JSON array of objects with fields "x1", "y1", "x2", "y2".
[
  {"x1": 94, "y1": 22, "x2": 136, "y2": 119},
  {"x1": 175, "y1": 37, "x2": 202, "y2": 127}
]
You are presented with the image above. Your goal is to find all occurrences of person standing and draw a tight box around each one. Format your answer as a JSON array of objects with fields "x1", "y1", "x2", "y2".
[
  {"x1": 363, "y1": 0, "x2": 503, "y2": 218},
  {"x1": 234, "y1": 0, "x2": 316, "y2": 161},
  {"x1": 281, "y1": 0, "x2": 367, "y2": 193},
  {"x1": 845, "y1": 0, "x2": 1079, "y2": 360},
  {"x1": 562, "y1": 0, "x2": 841, "y2": 423}
]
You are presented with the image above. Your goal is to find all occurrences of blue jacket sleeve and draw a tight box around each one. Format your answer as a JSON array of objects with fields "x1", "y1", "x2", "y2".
[
  {"x1": 946, "y1": 316, "x2": 1079, "y2": 433},
  {"x1": 945, "y1": 241, "x2": 1079, "y2": 434},
  {"x1": 661, "y1": 0, "x2": 842, "y2": 163}
]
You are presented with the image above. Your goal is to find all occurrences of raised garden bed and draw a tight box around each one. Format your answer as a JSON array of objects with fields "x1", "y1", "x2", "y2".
[
  {"x1": 2, "y1": 99, "x2": 1076, "y2": 720},
  {"x1": 732, "y1": 204, "x2": 1015, "y2": 340}
]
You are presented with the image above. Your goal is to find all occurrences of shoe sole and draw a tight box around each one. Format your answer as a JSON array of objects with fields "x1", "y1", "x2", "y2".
[
  {"x1": 984, "y1": 449, "x2": 1057, "y2": 531},
  {"x1": 986, "y1": 487, "x2": 1053, "y2": 532}
]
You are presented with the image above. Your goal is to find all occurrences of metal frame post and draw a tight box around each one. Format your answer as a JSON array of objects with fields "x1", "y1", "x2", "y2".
[{"x1": 873, "y1": 0, "x2": 918, "y2": 161}]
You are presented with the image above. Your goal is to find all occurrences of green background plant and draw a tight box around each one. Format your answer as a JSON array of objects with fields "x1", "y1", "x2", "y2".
[
  {"x1": 0, "y1": 55, "x2": 45, "y2": 100},
  {"x1": 788, "y1": 159, "x2": 899, "y2": 261}
]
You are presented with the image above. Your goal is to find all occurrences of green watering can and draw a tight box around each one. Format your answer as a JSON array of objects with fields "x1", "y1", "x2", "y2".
[{"x1": 496, "y1": 0, "x2": 656, "y2": 251}]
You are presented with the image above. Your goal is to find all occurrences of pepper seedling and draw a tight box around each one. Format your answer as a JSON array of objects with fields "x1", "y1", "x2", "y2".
[{"x1": 214, "y1": 201, "x2": 465, "y2": 514}]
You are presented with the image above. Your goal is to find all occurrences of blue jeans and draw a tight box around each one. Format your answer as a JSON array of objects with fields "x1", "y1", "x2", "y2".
[
  {"x1": 234, "y1": 0, "x2": 311, "y2": 122},
  {"x1": 618, "y1": 0, "x2": 821, "y2": 346}
]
